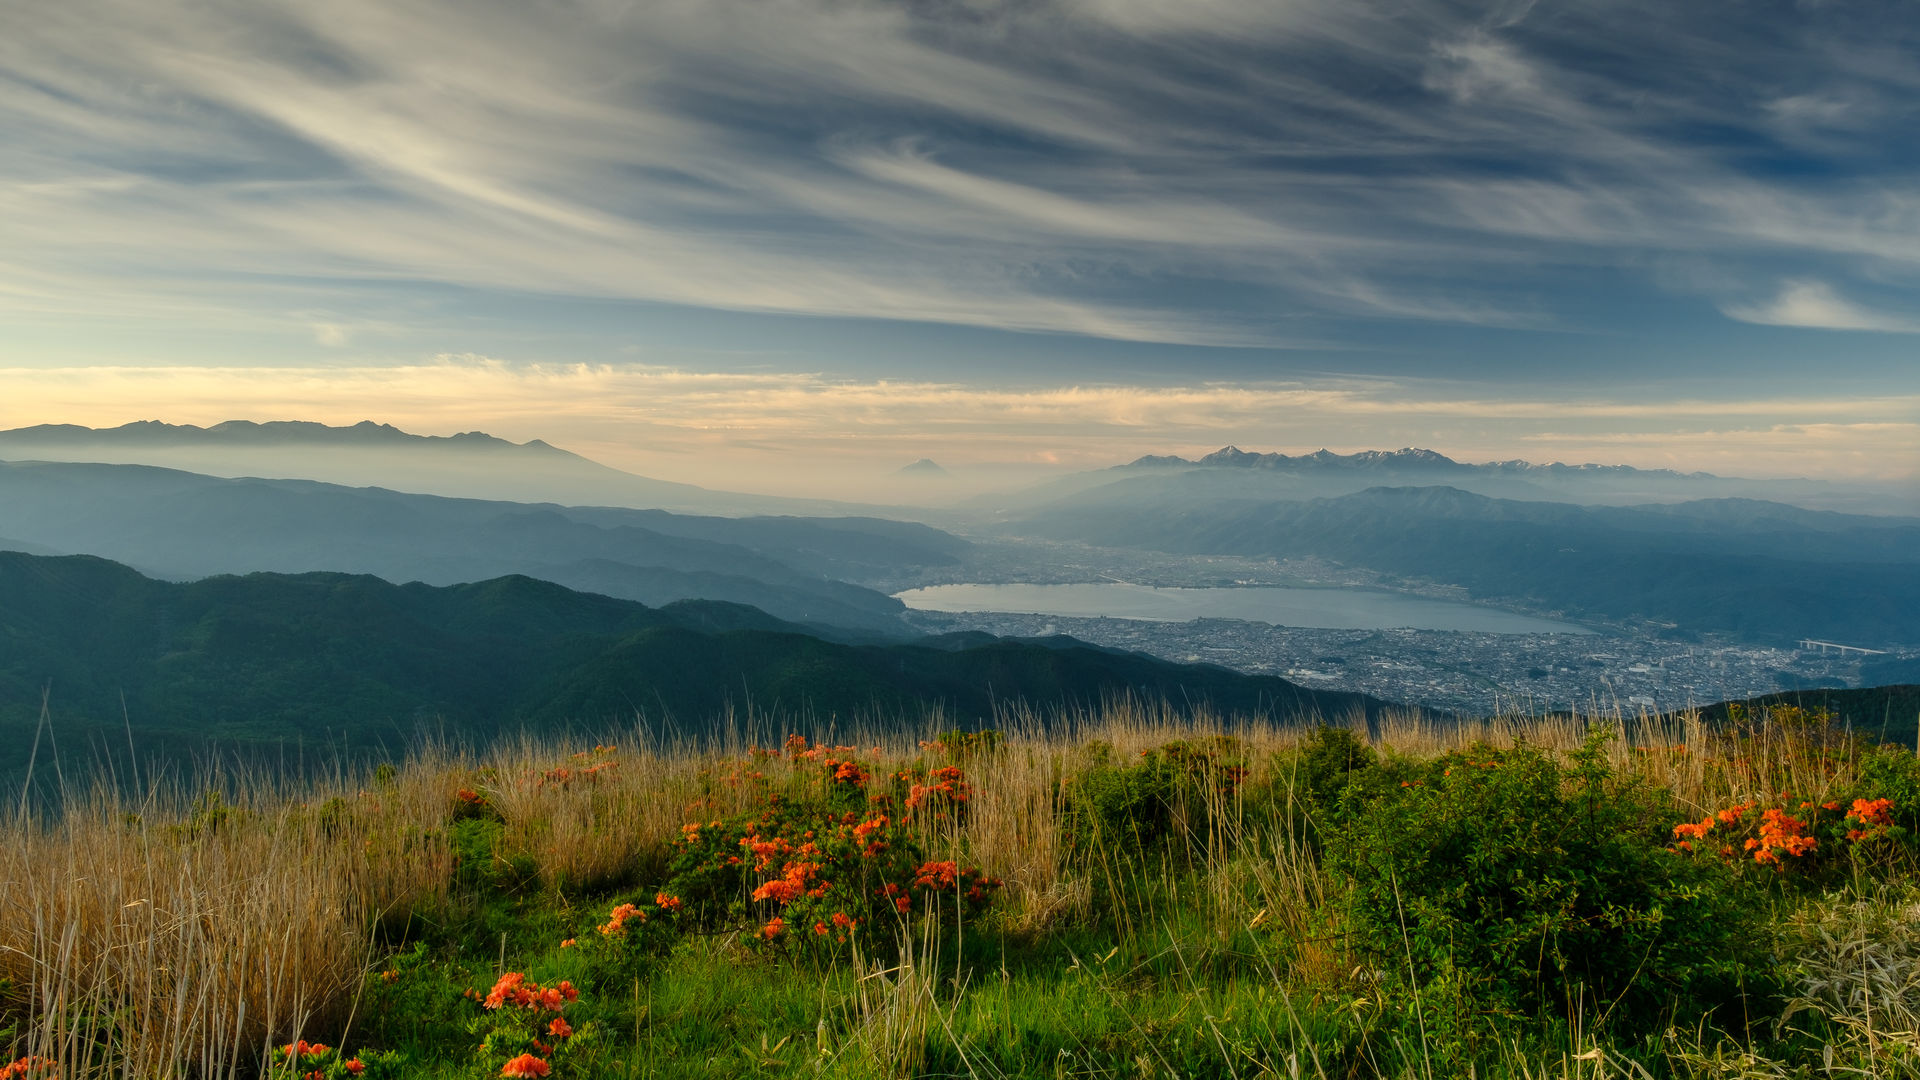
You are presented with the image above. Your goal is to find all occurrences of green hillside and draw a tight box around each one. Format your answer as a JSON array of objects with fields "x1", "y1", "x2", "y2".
[
  {"x1": 0, "y1": 551, "x2": 1408, "y2": 775},
  {"x1": 1685, "y1": 684, "x2": 1920, "y2": 746}
]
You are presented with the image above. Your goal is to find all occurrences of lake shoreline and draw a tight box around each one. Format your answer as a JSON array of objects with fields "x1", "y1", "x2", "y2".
[{"x1": 894, "y1": 581, "x2": 1594, "y2": 635}]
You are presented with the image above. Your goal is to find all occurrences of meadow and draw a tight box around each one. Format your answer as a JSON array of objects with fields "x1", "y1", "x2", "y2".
[{"x1": 4, "y1": 699, "x2": 1919, "y2": 1079}]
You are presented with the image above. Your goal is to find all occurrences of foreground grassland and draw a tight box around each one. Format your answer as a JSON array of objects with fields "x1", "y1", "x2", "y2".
[{"x1": 5, "y1": 702, "x2": 1920, "y2": 1079}]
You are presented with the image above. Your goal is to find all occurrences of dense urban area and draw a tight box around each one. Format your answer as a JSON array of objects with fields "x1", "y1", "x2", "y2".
[{"x1": 905, "y1": 607, "x2": 1915, "y2": 717}]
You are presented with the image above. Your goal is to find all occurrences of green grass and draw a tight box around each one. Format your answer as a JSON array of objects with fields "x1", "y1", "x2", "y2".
[{"x1": 9, "y1": 706, "x2": 1920, "y2": 1079}]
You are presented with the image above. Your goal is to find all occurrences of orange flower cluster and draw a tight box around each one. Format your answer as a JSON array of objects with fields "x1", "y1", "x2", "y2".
[
  {"x1": 344, "y1": 1060, "x2": 366, "y2": 1075},
  {"x1": 758, "y1": 735, "x2": 874, "y2": 788},
  {"x1": 910, "y1": 860, "x2": 1002, "y2": 904},
  {"x1": 751, "y1": 854, "x2": 829, "y2": 904},
  {"x1": 1846, "y1": 797, "x2": 1896, "y2": 840},
  {"x1": 655, "y1": 892, "x2": 683, "y2": 911},
  {"x1": 904, "y1": 766, "x2": 971, "y2": 812},
  {"x1": 457, "y1": 788, "x2": 487, "y2": 805},
  {"x1": 669, "y1": 754, "x2": 1001, "y2": 950},
  {"x1": 537, "y1": 759, "x2": 618, "y2": 789},
  {"x1": 741, "y1": 832, "x2": 796, "y2": 872},
  {"x1": 852, "y1": 814, "x2": 890, "y2": 857},
  {"x1": 1670, "y1": 798, "x2": 1835, "y2": 864},
  {"x1": 0, "y1": 1058, "x2": 56, "y2": 1079},
  {"x1": 1749, "y1": 808, "x2": 1816, "y2": 864},
  {"x1": 282, "y1": 1040, "x2": 331, "y2": 1059},
  {"x1": 913, "y1": 860, "x2": 960, "y2": 890},
  {"x1": 479, "y1": 972, "x2": 578, "y2": 1012},
  {"x1": 500, "y1": 1052, "x2": 552, "y2": 1077},
  {"x1": 1671, "y1": 801, "x2": 1756, "y2": 850},
  {"x1": 599, "y1": 903, "x2": 645, "y2": 936}
]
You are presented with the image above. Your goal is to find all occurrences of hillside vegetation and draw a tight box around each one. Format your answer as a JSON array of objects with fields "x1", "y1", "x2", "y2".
[
  {"x1": 6, "y1": 700, "x2": 1920, "y2": 1078},
  {"x1": 0, "y1": 459, "x2": 955, "y2": 633},
  {"x1": 0, "y1": 552, "x2": 1404, "y2": 776}
]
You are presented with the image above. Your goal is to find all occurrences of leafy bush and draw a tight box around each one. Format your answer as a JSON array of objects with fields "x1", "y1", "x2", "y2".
[
  {"x1": 1857, "y1": 743, "x2": 1920, "y2": 837},
  {"x1": 1294, "y1": 724, "x2": 1377, "y2": 813},
  {"x1": 1328, "y1": 730, "x2": 1773, "y2": 1035},
  {"x1": 1062, "y1": 736, "x2": 1249, "y2": 856}
]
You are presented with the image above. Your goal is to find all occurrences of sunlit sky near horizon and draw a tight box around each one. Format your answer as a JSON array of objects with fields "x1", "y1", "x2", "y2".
[{"x1": 2, "y1": 0, "x2": 1917, "y2": 496}]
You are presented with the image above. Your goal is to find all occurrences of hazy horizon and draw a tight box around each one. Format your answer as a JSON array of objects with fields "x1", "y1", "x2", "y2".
[{"x1": 2, "y1": 415, "x2": 1913, "y2": 511}]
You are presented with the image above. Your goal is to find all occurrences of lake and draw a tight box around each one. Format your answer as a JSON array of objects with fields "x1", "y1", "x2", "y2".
[{"x1": 894, "y1": 582, "x2": 1592, "y2": 634}]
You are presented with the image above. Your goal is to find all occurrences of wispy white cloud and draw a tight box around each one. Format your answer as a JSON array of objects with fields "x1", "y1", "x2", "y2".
[
  {"x1": 1722, "y1": 280, "x2": 1920, "y2": 333},
  {"x1": 2, "y1": 0, "x2": 1916, "y2": 350}
]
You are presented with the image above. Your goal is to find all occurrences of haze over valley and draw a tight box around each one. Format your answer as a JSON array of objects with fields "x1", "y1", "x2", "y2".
[{"x1": 2, "y1": 419, "x2": 1912, "y2": 738}]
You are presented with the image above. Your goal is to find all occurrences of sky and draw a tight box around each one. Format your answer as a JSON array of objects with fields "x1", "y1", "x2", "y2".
[{"x1": 1, "y1": 0, "x2": 1916, "y2": 497}]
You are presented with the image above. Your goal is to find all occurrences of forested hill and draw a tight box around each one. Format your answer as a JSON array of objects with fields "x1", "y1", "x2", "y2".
[{"x1": 0, "y1": 551, "x2": 1413, "y2": 774}]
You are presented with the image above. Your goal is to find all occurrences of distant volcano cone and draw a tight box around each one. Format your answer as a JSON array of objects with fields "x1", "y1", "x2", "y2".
[{"x1": 899, "y1": 458, "x2": 948, "y2": 476}]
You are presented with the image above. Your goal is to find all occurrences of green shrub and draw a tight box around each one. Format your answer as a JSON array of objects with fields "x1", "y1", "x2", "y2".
[
  {"x1": 1061, "y1": 736, "x2": 1249, "y2": 858},
  {"x1": 1857, "y1": 743, "x2": 1920, "y2": 836},
  {"x1": 1284, "y1": 724, "x2": 1383, "y2": 843},
  {"x1": 1328, "y1": 730, "x2": 1774, "y2": 1036}
]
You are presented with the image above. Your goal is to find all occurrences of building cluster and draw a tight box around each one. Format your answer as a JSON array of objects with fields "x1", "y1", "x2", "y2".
[{"x1": 903, "y1": 609, "x2": 1905, "y2": 716}]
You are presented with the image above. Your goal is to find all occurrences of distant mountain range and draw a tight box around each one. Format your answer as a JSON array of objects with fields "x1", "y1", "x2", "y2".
[
  {"x1": 0, "y1": 420, "x2": 893, "y2": 516},
  {"x1": 1131, "y1": 446, "x2": 1715, "y2": 478},
  {"x1": 0, "y1": 459, "x2": 964, "y2": 634},
  {"x1": 973, "y1": 444, "x2": 1900, "y2": 515},
  {"x1": 0, "y1": 551, "x2": 1414, "y2": 776},
  {"x1": 2, "y1": 419, "x2": 563, "y2": 451}
]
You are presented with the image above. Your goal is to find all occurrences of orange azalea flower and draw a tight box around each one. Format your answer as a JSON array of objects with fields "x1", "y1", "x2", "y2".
[
  {"x1": 548, "y1": 1017, "x2": 573, "y2": 1038},
  {"x1": 655, "y1": 892, "x2": 683, "y2": 912},
  {"x1": 560, "y1": 938, "x2": 576, "y2": 948},
  {"x1": 913, "y1": 861, "x2": 960, "y2": 890},
  {"x1": 344, "y1": 1060, "x2": 366, "y2": 1075},
  {"x1": 483, "y1": 973, "x2": 529, "y2": 1010},
  {"x1": 600, "y1": 903, "x2": 645, "y2": 936},
  {"x1": 500, "y1": 1053, "x2": 552, "y2": 1077},
  {"x1": 1850, "y1": 797, "x2": 1895, "y2": 826},
  {"x1": 1671, "y1": 816, "x2": 1715, "y2": 841},
  {"x1": 761, "y1": 916, "x2": 785, "y2": 939}
]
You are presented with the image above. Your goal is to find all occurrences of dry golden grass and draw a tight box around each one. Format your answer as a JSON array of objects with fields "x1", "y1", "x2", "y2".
[
  {"x1": 0, "y1": 697, "x2": 1904, "y2": 1077},
  {"x1": 0, "y1": 774, "x2": 445, "y2": 1077}
]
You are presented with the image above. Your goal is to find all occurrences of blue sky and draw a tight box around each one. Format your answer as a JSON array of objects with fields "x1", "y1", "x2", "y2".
[{"x1": 1, "y1": 0, "x2": 1915, "y2": 494}]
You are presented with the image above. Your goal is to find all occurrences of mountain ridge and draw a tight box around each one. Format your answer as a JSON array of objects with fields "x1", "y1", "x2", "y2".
[
  {"x1": 1129, "y1": 445, "x2": 1727, "y2": 480},
  {"x1": 0, "y1": 551, "x2": 1420, "y2": 776}
]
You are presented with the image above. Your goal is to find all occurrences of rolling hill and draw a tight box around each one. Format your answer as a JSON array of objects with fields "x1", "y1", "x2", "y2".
[
  {"x1": 0, "y1": 459, "x2": 969, "y2": 634},
  {"x1": 0, "y1": 551, "x2": 1417, "y2": 776}
]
